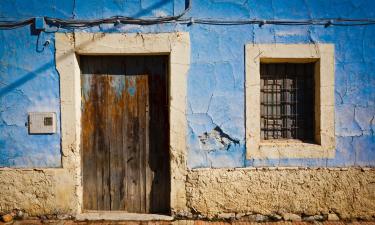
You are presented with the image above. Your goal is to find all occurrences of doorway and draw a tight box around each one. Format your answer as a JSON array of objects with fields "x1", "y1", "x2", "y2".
[{"x1": 80, "y1": 55, "x2": 170, "y2": 214}]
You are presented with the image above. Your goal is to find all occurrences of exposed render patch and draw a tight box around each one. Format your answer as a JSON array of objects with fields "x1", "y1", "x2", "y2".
[
  {"x1": 185, "y1": 168, "x2": 375, "y2": 220},
  {"x1": 199, "y1": 126, "x2": 240, "y2": 151}
]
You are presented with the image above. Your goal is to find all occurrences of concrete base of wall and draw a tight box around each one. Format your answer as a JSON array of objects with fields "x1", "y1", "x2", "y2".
[
  {"x1": 0, "y1": 168, "x2": 77, "y2": 216},
  {"x1": 1, "y1": 167, "x2": 374, "y2": 221},
  {"x1": 185, "y1": 168, "x2": 375, "y2": 220}
]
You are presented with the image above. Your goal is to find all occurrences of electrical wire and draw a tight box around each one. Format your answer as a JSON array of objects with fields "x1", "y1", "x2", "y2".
[
  {"x1": 1, "y1": 0, "x2": 375, "y2": 31},
  {"x1": 177, "y1": 18, "x2": 375, "y2": 26},
  {"x1": 45, "y1": 0, "x2": 192, "y2": 28},
  {"x1": 0, "y1": 18, "x2": 34, "y2": 29},
  {"x1": 1, "y1": 17, "x2": 374, "y2": 30},
  {"x1": 0, "y1": 0, "x2": 192, "y2": 29}
]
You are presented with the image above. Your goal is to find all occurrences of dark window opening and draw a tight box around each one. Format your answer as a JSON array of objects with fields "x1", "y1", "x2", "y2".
[
  {"x1": 44, "y1": 117, "x2": 53, "y2": 126},
  {"x1": 260, "y1": 63, "x2": 315, "y2": 142}
]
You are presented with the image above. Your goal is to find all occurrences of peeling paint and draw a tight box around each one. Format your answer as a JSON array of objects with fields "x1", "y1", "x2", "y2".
[
  {"x1": 198, "y1": 126, "x2": 240, "y2": 151},
  {"x1": 0, "y1": 0, "x2": 375, "y2": 169},
  {"x1": 127, "y1": 77, "x2": 137, "y2": 97}
]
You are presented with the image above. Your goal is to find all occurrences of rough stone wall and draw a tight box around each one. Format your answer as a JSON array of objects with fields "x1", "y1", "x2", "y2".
[
  {"x1": 186, "y1": 168, "x2": 375, "y2": 220},
  {"x1": 0, "y1": 169, "x2": 77, "y2": 216}
]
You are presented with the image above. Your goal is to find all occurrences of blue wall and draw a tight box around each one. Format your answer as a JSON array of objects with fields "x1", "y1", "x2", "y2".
[{"x1": 0, "y1": 0, "x2": 374, "y2": 168}]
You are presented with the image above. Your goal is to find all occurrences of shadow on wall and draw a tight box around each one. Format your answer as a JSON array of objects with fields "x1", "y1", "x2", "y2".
[
  {"x1": 133, "y1": 0, "x2": 172, "y2": 18},
  {"x1": 0, "y1": 0, "x2": 181, "y2": 168},
  {"x1": 0, "y1": 0, "x2": 175, "y2": 97}
]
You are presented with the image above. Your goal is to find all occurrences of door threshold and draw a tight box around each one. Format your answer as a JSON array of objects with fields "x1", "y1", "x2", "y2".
[{"x1": 76, "y1": 211, "x2": 173, "y2": 221}]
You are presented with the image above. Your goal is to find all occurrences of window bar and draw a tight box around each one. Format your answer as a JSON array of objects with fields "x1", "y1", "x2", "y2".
[
  {"x1": 271, "y1": 76, "x2": 276, "y2": 139},
  {"x1": 282, "y1": 65, "x2": 286, "y2": 138},
  {"x1": 263, "y1": 66, "x2": 266, "y2": 139},
  {"x1": 295, "y1": 64, "x2": 298, "y2": 139},
  {"x1": 265, "y1": 66, "x2": 271, "y2": 139}
]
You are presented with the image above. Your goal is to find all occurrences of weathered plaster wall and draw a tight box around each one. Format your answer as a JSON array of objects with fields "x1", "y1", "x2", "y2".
[
  {"x1": 0, "y1": 0, "x2": 375, "y2": 218},
  {"x1": 1, "y1": 0, "x2": 374, "y2": 168},
  {"x1": 186, "y1": 168, "x2": 375, "y2": 220},
  {"x1": 185, "y1": 0, "x2": 375, "y2": 168},
  {"x1": 0, "y1": 169, "x2": 77, "y2": 215},
  {"x1": 0, "y1": 27, "x2": 61, "y2": 167}
]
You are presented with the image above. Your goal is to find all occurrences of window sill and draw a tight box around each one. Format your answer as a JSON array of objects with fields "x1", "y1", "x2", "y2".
[
  {"x1": 260, "y1": 139, "x2": 313, "y2": 144},
  {"x1": 251, "y1": 141, "x2": 335, "y2": 159}
]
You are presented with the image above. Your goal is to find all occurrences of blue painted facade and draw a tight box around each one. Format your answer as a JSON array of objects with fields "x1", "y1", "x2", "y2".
[{"x1": 0, "y1": 0, "x2": 374, "y2": 168}]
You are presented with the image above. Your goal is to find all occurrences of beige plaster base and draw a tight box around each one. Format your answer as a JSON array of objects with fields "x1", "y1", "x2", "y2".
[
  {"x1": 185, "y1": 168, "x2": 375, "y2": 220},
  {"x1": 1, "y1": 167, "x2": 375, "y2": 220},
  {"x1": 0, "y1": 168, "x2": 77, "y2": 216}
]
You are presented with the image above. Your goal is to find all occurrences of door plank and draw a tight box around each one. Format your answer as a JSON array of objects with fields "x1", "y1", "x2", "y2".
[
  {"x1": 107, "y1": 57, "x2": 126, "y2": 210},
  {"x1": 124, "y1": 57, "x2": 142, "y2": 212}
]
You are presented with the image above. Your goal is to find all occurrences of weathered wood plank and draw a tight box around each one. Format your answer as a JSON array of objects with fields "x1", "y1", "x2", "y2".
[
  {"x1": 137, "y1": 75, "x2": 148, "y2": 213},
  {"x1": 107, "y1": 57, "x2": 126, "y2": 210},
  {"x1": 81, "y1": 58, "x2": 96, "y2": 210},
  {"x1": 124, "y1": 57, "x2": 142, "y2": 212},
  {"x1": 103, "y1": 58, "x2": 112, "y2": 211}
]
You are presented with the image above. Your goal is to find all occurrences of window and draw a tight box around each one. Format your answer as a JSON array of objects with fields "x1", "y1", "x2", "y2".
[
  {"x1": 245, "y1": 44, "x2": 335, "y2": 159},
  {"x1": 260, "y1": 63, "x2": 314, "y2": 142}
]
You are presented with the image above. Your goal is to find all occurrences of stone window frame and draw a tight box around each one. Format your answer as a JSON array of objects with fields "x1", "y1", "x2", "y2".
[
  {"x1": 55, "y1": 32, "x2": 190, "y2": 214},
  {"x1": 245, "y1": 44, "x2": 335, "y2": 160}
]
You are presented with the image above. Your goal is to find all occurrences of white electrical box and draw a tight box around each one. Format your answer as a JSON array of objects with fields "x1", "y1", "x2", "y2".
[{"x1": 28, "y1": 112, "x2": 57, "y2": 134}]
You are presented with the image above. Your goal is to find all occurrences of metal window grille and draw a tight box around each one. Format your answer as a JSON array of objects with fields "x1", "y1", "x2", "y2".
[{"x1": 260, "y1": 63, "x2": 315, "y2": 141}]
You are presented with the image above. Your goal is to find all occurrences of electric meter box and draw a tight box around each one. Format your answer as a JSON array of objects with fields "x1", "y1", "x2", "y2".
[{"x1": 28, "y1": 112, "x2": 57, "y2": 134}]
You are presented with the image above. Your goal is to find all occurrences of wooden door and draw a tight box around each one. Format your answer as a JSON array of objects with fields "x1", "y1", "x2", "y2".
[{"x1": 80, "y1": 56, "x2": 170, "y2": 213}]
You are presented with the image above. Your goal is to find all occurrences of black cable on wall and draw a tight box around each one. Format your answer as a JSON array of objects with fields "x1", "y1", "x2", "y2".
[{"x1": 0, "y1": 0, "x2": 375, "y2": 30}]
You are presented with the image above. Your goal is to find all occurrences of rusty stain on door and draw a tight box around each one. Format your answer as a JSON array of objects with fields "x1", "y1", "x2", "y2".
[{"x1": 80, "y1": 56, "x2": 170, "y2": 213}]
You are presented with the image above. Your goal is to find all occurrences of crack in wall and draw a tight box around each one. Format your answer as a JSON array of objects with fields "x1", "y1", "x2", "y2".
[{"x1": 353, "y1": 106, "x2": 364, "y2": 136}]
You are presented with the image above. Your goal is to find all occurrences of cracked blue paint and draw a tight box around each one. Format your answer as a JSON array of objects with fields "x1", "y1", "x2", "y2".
[
  {"x1": 0, "y1": 0, "x2": 375, "y2": 168},
  {"x1": 0, "y1": 25, "x2": 60, "y2": 168}
]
